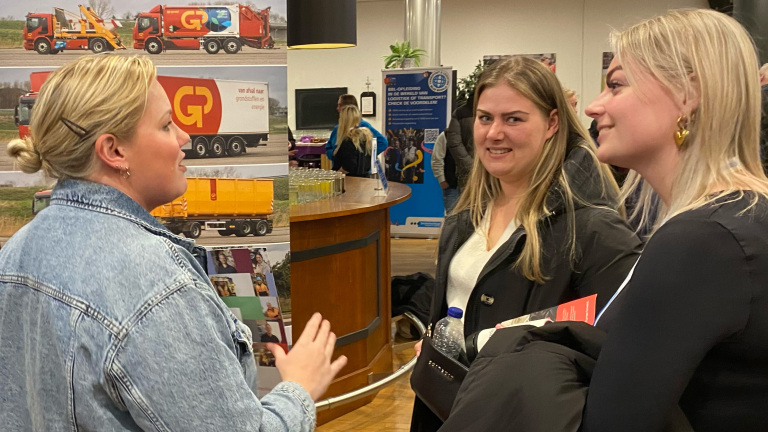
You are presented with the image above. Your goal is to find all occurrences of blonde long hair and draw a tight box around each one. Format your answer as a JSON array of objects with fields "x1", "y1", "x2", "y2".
[
  {"x1": 614, "y1": 9, "x2": 768, "y2": 232},
  {"x1": 453, "y1": 56, "x2": 619, "y2": 283},
  {"x1": 7, "y1": 55, "x2": 156, "y2": 179},
  {"x1": 334, "y1": 105, "x2": 372, "y2": 155}
]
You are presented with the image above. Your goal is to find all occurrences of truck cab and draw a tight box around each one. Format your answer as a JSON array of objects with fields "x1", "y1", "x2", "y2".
[
  {"x1": 14, "y1": 95, "x2": 35, "y2": 139},
  {"x1": 133, "y1": 13, "x2": 163, "y2": 54},
  {"x1": 23, "y1": 14, "x2": 56, "y2": 53}
]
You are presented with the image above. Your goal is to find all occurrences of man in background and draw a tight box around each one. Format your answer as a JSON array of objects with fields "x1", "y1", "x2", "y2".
[
  {"x1": 445, "y1": 91, "x2": 475, "y2": 190},
  {"x1": 431, "y1": 132, "x2": 460, "y2": 214}
]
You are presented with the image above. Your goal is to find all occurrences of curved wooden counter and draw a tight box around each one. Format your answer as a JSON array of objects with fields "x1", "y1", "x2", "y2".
[{"x1": 290, "y1": 177, "x2": 410, "y2": 424}]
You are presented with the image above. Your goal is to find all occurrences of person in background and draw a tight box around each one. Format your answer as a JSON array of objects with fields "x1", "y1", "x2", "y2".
[
  {"x1": 253, "y1": 275, "x2": 269, "y2": 296},
  {"x1": 583, "y1": 9, "x2": 768, "y2": 431},
  {"x1": 410, "y1": 56, "x2": 641, "y2": 432},
  {"x1": 288, "y1": 126, "x2": 298, "y2": 167},
  {"x1": 260, "y1": 322, "x2": 281, "y2": 343},
  {"x1": 215, "y1": 250, "x2": 238, "y2": 274},
  {"x1": 564, "y1": 88, "x2": 579, "y2": 112},
  {"x1": 445, "y1": 91, "x2": 475, "y2": 189},
  {"x1": 252, "y1": 250, "x2": 271, "y2": 274},
  {"x1": 332, "y1": 105, "x2": 373, "y2": 177},
  {"x1": 0, "y1": 54, "x2": 347, "y2": 432},
  {"x1": 430, "y1": 131, "x2": 460, "y2": 214},
  {"x1": 325, "y1": 94, "x2": 387, "y2": 161},
  {"x1": 265, "y1": 302, "x2": 281, "y2": 319}
]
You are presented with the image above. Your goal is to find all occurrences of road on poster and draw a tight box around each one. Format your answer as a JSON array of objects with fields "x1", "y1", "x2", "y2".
[
  {"x1": 0, "y1": 47, "x2": 287, "y2": 67},
  {"x1": 184, "y1": 226, "x2": 289, "y2": 247},
  {"x1": 0, "y1": 134, "x2": 289, "y2": 172}
]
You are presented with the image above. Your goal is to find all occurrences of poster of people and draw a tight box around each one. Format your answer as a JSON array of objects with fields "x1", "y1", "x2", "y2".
[
  {"x1": 382, "y1": 67, "x2": 452, "y2": 233},
  {"x1": 483, "y1": 53, "x2": 557, "y2": 73},
  {"x1": 206, "y1": 242, "x2": 292, "y2": 396},
  {"x1": 385, "y1": 127, "x2": 426, "y2": 184}
]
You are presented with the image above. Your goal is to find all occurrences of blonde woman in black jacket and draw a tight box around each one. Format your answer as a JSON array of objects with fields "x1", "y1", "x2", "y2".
[{"x1": 409, "y1": 56, "x2": 642, "y2": 432}]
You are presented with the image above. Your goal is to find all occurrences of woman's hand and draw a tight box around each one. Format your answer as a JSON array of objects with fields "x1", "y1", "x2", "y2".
[
  {"x1": 414, "y1": 339, "x2": 423, "y2": 357},
  {"x1": 267, "y1": 313, "x2": 348, "y2": 401}
]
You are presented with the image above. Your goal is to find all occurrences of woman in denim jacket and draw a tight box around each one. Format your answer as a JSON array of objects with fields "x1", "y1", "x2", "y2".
[{"x1": 0, "y1": 54, "x2": 346, "y2": 431}]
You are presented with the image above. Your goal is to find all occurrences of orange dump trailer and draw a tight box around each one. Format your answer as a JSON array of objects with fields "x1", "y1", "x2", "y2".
[{"x1": 151, "y1": 177, "x2": 274, "y2": 238}]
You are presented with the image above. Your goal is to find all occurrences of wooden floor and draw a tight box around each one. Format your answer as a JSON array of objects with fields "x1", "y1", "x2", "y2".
[{"x1": 317, "y1": 238, "x2": 438, "y2": 432}]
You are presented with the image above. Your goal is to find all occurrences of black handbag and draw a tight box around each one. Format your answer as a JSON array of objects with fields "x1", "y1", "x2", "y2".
[{"x1": 409, "y1": 336, "x2": 469, "y2": 421}]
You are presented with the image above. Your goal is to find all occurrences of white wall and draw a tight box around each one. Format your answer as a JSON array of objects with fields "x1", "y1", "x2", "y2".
[
  {"x1": 288, "y1": 0, "x2": 708, "y2": 131},
  {"x1": 287, "y1": 0, "x2": 404, "y2": 133}
]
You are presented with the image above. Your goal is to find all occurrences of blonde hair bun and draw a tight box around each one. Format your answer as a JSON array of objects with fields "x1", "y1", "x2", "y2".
[{"x1": 7, "y1": 137, "x2": 43, "y2": 174}]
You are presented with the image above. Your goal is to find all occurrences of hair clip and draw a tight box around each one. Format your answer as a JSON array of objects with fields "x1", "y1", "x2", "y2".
[{"x1": 60, "y1": 117, "x2": 90, "y2": 139}]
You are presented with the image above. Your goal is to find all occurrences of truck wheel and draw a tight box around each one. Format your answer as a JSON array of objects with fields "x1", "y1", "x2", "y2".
[
  {"x1": 185, "y1": 222, "x2": 202, "y2": 239},
  {"x1": 227, "y1": 137, "x2": 245, "y2": 156},
  {"x1": 255, "y1": 220, "x2": 269, "y2": 236},
  {"x1": 204, "y1": 39, "x2": 220, "y2": 54},
  {"x1": 34, "y1": 38, "x2": 51, "y2": 55},
  {"x1": 211, "y1": 137, "x2": 226, "y2": 157},
  {"x1": 89, "y1": 38, "x2": 108, "y2": 53},
  {"x1": 191, "y1": 136, "x2": 208, "y2": 158},
  {"x1": 145, "y1": 38, "x2": 163, "y2": 55},
  {"x1": 223, "y1": 38, "x2": 241, "y2": 54},
  {"x1": 235, "y1": 222, "x2": 252, "y2": 237},
  {"x1": 217, "y1": 229, "x2": 234, "y2": 236}
]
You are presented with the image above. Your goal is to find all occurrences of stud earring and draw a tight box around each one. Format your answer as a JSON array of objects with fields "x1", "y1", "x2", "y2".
[{"x1": 675, "y1": 115, "x2": 690, "y2": 148}]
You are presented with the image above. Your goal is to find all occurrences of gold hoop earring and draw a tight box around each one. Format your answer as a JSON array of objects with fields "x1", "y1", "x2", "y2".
[
  {"x1": 675, "y1": 115, "x2": 690, "y2": 148},
  {"x1": 116, "y1": 164, "x2": 130, "y2": 179}
]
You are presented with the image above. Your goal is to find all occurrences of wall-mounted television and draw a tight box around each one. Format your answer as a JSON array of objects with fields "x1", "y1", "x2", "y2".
[{"x1": 295, "y1": 87, "x2": 347, "y2": 130}]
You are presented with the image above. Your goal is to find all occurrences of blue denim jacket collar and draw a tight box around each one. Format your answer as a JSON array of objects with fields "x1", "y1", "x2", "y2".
[{"x1": 53, "y1": 178, "x2": 206, "y2": 263}]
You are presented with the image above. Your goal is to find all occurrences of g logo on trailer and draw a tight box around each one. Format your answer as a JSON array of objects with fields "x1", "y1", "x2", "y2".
[
  {"x1": 174, "y1": 86, "x2": 213, "y2": 128},
  {"x1": 157, "y1": 75, "x2": 223, "y2": 135}
]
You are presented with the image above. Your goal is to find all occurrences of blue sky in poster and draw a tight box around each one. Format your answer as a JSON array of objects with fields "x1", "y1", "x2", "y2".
[{"x1": 383, "y1": 69, "x2": 451, "y2": 225}]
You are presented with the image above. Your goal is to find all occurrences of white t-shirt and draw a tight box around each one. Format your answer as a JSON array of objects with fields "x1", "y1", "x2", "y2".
[{"x1": 446, "y1": 205, "x2": 519, "y2": 331}]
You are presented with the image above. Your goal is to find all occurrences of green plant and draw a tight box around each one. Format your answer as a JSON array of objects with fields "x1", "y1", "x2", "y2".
[
  {"x1": 456, "y1": 60, "x2": 486, "y2": 106},
  {"x1": 383, "y1": 40, "x2": 426, "y2": 69}
]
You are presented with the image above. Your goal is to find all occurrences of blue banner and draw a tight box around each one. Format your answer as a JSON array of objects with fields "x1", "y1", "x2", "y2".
[{"x1": 382, "y1": 67, "x2": 452, "y2": 234}]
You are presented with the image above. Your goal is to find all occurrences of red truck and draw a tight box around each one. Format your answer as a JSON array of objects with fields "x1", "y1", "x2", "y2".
[
  {"x1": 133, "y1": 4, "x2": 273, "y2": 54},
  {"x1": 23, "y1": 5, "x2": 126, "y2": 54},
  {"x1": 15, "y1": 72, "x2": 269, "y2": 158}
]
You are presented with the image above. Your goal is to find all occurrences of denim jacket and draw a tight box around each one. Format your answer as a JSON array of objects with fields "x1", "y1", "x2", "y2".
[{"x1": 0, "y1": 179, "x2": 315, "y2": 431}]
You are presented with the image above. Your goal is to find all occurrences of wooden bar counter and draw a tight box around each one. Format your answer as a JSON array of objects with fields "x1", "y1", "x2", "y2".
[{"x1": 290, "y1": 177, "x2": 411, "y2": 424}]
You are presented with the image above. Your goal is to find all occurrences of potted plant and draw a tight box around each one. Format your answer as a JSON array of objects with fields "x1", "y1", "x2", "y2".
[
  {"x1": 383, "y1": 40, "x2": 427, "y2": 69},
  {"x1": 456, "y1": 60, "x2": 486, "y2": 106}
]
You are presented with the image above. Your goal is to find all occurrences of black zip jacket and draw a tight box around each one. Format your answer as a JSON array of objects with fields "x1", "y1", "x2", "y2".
[{"x1": 428, "y1": 142, "x2": 642, "y2": 344}]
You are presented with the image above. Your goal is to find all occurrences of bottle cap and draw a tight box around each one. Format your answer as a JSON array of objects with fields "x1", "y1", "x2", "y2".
[{"x1": 447, "y1": 307, "x2": 463, "y2": 319}]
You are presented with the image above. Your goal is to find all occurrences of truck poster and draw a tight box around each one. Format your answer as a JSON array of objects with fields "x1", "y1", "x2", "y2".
[
  {"x1": 0, "y1": 0, "x2": 317, "y2": 407},
  {"x1": 382, "y1": 67, "x2": 452, "y2": 237},
  {"x1": 0, "y1": 0, "x2": 285, "y2": 64}
]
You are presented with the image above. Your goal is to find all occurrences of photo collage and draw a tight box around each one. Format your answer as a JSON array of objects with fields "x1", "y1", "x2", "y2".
[{"x1": 0, "y1": 0, "x2": 291, "y2": 397}]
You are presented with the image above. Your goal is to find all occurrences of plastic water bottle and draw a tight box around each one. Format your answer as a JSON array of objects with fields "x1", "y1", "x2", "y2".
[{"x1": 432, "y1": 307, "x2": 465, "y2": 358}]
